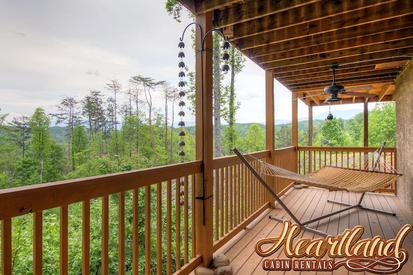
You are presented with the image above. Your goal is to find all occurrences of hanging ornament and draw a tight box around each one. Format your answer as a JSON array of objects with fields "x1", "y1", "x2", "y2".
[
  {"x1": 221, "y1": 40, "x2": 231, "y2": 73},
  {"x1": 326, "y1": 105, "x2": 334, "y2": 120},
  {"x1": 178, "y1": 38, "x2": 187, "y2": 162}
]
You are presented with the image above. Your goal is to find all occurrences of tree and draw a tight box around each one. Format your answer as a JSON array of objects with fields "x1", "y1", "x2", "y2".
[
  {"x1": 320, "y1": 118, "x2": 345, "y2": 146},
  {"x1": 369, "y1": 102, "x2": 396, "y2": 147},
  {"x1": 239, "y1": 124, "x2": 265, "y2": 152},
  {"x1": 53, "y1": 97, "x2": 80, "y2": 171},
  {"x1": 8, "y1": 116, "x2": 31, "y2": 158},
  {"x1": 106, "y1": 80, "x2": 122, "y2": 158},
  {"x1": 82, "y1": 90, "x2": 106, "y2": 137},
  {"x1": 29, "y1": 108, "x2": 52, "y2": 183}
]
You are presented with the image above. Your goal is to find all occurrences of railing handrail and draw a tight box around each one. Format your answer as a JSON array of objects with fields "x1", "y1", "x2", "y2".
[
  {"x1": 297, "y1": 146, "x2": 396, "y2": 152},
  {"x1": 0, "y1": 160, "x2": 202, "y2": 220},
  {"x1": 212, "y1": 150, "x2": 270, "y2": 169}
]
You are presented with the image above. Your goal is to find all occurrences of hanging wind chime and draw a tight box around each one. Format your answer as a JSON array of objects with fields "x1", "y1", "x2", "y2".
[
  {"x1": 326, "y1": 105, "x2": 334, "y2": 120},
  {"x1": 177, "y1": 23, "x2": 231, "y2": 224},
  {"x1": 177, "y1": 23, "x2": 231, "y2": 163}
]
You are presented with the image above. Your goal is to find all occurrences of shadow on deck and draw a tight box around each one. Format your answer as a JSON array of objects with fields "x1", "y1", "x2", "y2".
[{"x1": 217, "y1": 187, "x2": 413, "y2": 275}]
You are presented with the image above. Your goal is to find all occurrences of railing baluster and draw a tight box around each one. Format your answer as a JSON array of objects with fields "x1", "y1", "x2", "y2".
[
  {"x1": 175, "y1": 178, "x2": 181, "y2": 270},
  {"x1": 183, "y1": 176, "x2": 189, "y2": 264},
  {"x1": 145, "y1": 186, "x2": 151, "y2": 275},
  {"x1": 60, "y1": 205, "x2": 69, "y2": 275},
  {"x1": 1, "y1": 218, "x2": 12, "y2": 275},
  {"x1": 157, "y1": 183, "x2": 162, "y2": 275},
  {"x1": 236, "y1": 164, "x2": 240, "y2": 225},
  {"x1": 225, "y1": 167, "x2": 229, "y2": 234},
  {"x1": 82, "y1": 200, "x2": 90, "y2": 275},
  {"x1": 34, "y1": 211, "x2": 43, "y2": 275},
  {"x1": 229, "y1": 165, "x2": 233, "y2": 230},
  {"x1": 119, "y1": 192, "x2": 125, "y2": 275},
  {"x1": 102, "y1": 196, "x2": 109, "y2": 275},
  {"x1": 214, "y1": 169, "x2": 219, "y2": 241},
  {"x1": 132, "y1": 190, "x2": 139, "y2": 275},
  {"x1": 167, "y1": 180, "x2": 172, "y2": 275},
  {"x1": 220, "y1": 168, "x2": 224, "y2": 237}
]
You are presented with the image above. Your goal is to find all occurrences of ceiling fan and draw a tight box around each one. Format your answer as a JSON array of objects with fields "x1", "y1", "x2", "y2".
[
  {"x1": 299, "y1": 63, "x2": 377, "y2": 102},
  {"x1": 323, "y1": 63, "x2": 377, "y2": 102}
]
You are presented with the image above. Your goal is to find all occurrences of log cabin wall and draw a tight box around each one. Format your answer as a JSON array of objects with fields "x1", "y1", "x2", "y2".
[{"x1": 394, "y1": 60, "x2": 413, "y2": 210}]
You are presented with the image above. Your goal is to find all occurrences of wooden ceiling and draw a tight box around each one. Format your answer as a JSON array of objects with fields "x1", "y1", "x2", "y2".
[{"x1": 178, "y1": 0, "x2": 413, "y2": 106}]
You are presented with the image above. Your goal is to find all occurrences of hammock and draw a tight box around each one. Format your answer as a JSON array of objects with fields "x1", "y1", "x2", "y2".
[
  {"x1": 233, "y1": 146, "x2": 401, "y2": 236},
  {"x1": 252, "y1": 157, "x2": 399, "y2": 193}
]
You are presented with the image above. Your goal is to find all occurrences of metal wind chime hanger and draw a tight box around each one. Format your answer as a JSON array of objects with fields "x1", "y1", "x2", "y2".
[
  {"x1": 178, "y1": 22, "x2": 231, "y2": 224},
  {"x1": 327, "y1": 105, "x2": 334, "y2": 120}
]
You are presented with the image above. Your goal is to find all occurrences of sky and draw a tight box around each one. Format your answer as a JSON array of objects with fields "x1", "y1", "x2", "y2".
[{"x1": 0, "y1": 0, "x2": 366, "y2": 125}]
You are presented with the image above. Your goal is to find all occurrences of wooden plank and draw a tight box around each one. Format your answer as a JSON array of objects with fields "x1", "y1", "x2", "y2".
[
  {"x1": 261, "y1": 38, "x2": 413, "y2": 69},
  {"x1": 379, "y1": 84, "x2": 396, "y2": 101},
  {"x1": 33, "y1": 211, "x2": 43, "y2": 275},
  {"x1": 233, "y1": 1, "x2": 413, "y2": 50},
  {"x1": 183, "y1": 176, "x2": 189, "y2": 264},
  {"x1": 119, "y1": 192, "x2": 125, "y2": 275},
  {"x1": 60, "y1": 205, "x2": 69, "y2": 275},
  {"x1": 157, "y1": 183, "x2": 162, "y2": 275},
  {"x1": 269, "y1": 48, "x2": 413, "y2": 74},
  {"x1": 364, "y1": 101, "x2": 369, "y2": 147},
  {"x1": 196, "y1": 0, "x2": 241, "y2": 14},
  {"x1": 176, "y1": 179, "x2": 181, "y2": 270},
  {"x1": 82, "y1": 200, "x2": 90, "y2": 275},
  {"x1": 215, "y1": 0, "x2": 317, "y2": 28},
  {"x1": 132, "y1": 190, "x2": 139, "y2": 275},
  {"x1": 265, "y1": 70, "x2": 275, "y2": 197},
  {"x1": 102, "y1": 196, "x2": 109, "y2": 275},
  {"x1": 292, "y1": 93, "x2": 298, "y2": 146},
  {"x1": 167, "y1": 180, "x2": 172, "y2": 275},
  {"x1": 230, "y1": 0, "x2": 393, "y2": 40},
  {"x1": 145, "y1": 186, "x2": 151, "y2": 275},
  {"x1": 0, "y1": 161, "x2": 201, "y2": 220},
  {"x1": 1, "y1": 218, "x2": 11, "y2": 275}
]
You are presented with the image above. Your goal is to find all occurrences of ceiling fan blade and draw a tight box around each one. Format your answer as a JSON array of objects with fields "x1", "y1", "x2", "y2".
[
  {"x1": 343, "y1": 90, "x2": 377, "y2": 98},
  {"x1": 299, "y1": 92, "x2": 325, "y2": 100}
]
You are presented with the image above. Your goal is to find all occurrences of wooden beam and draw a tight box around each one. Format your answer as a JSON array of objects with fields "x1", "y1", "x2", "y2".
[
  {"x1": 194, "y1": 11, "x2": 214, "y2": 267},
  {"x1": 313, "y1": 94, "x2": 392, "y2": 106},
  {"x1": 280, "y1": 67, "x2": 400, "y2": 84},
  {"x1": 214, "y1": 0, "x2": 318, "y2": 28},
  {"x1": 274, "y1": 57, "x2": 409, "y2": 78},
  {"x1": 245, "y1": 16, "x2": 413, "y2": 58},
  {"x1": 230, "y1": 0, "x2": 392, "y2": 41},
  {"x1": 291, "y1": 77, "x2": 396, "y2": 92},
  {"x1": 287, "y1": 72, "x2": 399, "y2": 89},
  {"x1": 267, "y1": 47, "x2": 413, "y2": 73},
  {"x1": 256, "y1": 30, "x2": 413, "y2": 65},
  {"x1": 196, "y1": 0, "x2": 241, "y2": 14},
  {"x1": 262, "y1": 39, "x2": 413, "y2": 69},
  {"x1": 265, "y1": 70, "x2": 275, "y2": 195},
  {"x1": 233, "y1": 1, "x2": 413, "y2": 50},
  {"x1": 292, "y1": 93, "x2": 298, "y2": 147},
  {"x1": 379, "y1": 84, "x2": 396, "y2": 101}
]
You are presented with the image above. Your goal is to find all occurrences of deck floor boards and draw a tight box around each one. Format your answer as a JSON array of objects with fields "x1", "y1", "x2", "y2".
[{"x1": 220, "y1": 187, "x2": 413, "y2": 275}]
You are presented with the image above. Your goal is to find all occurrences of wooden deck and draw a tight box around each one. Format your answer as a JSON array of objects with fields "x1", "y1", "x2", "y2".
[{"x1": 218, "y1": 187, "x2": 413, "y2": 275}]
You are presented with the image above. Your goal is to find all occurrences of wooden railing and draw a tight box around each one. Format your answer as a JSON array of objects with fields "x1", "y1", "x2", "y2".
[
  {"x1": 0, "y1": 161, "x2": 202, "y2": 275},
  {"x1": 297, "y1": 146, "x2": 397, "y2": 193},
  {"x1": 211, "y1": 150, "x2": 271, "y2": 251}
]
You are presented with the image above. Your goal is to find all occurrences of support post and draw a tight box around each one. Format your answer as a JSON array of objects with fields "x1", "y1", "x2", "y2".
[
  {"x1": 195, "y1": 12, "x2": 214, "y2": 267},
  {"x1": 292, "y1": 93, "x2": 298, "y2": 172},
  {"x1": 363, "y1": 101, "x2": 369, "y2": 168},
  {"x1": 308, "y1": 105, "x2": 313, "y2": 172},
  {"x1": 265, "y1": 70, "x2": 276, "y2": 198}
]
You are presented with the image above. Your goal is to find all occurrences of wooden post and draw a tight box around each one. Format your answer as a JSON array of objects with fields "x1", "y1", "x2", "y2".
[
  {"x1": 308, "y1": 105, "x2": 313, "y2": 172},
  {"x1": 265, "y1": 70, "x2": 276, "y2": 197},
  {"x1": 195, "y1": 11, "x2": 214, "y2": 267},
  {"x1": 363, "y1": 100, "x2": 369, "y2": 168},
  {"x1": 363, "y1": 101, "x2": 369, "y2": 147},
  {"x1": 292, "y1": 93, "x2": 298, "y2": 172}
]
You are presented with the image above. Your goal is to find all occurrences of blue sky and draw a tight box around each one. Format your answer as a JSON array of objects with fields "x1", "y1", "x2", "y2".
[{"x1": 0, "y1": 0, "x2": 365, "y2": 124}]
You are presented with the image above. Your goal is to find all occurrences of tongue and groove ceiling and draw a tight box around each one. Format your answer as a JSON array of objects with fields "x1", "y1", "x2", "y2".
[{"x1": 178, "y1": 0, "x2": 413, "y2": 105}]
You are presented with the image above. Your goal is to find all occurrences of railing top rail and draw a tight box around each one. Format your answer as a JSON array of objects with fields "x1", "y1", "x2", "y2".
[
  {"x1": 212, "y1": 150, "x2": 270, "y2": 169},
  {"x1": 0, "y1": 160, "x2": 202, "y2": 220},
  {"x1": 297, "y1": 146, "x2": 396, "y2": 152}
]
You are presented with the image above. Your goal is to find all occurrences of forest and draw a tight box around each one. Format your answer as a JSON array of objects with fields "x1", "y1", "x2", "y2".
[{"x1": 0, "y1": 1, "x2": 397, "y2": 273}]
